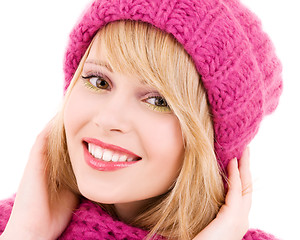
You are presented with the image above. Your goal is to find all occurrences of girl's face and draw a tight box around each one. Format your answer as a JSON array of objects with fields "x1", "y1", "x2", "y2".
[{"x1": 64, "y1": 39, "x2": 184, "y2": 217}]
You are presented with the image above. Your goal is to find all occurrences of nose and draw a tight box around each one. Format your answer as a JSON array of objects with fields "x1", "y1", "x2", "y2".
[{"x1": 92, "y1": 93, "x2": 133, "y2": 135}]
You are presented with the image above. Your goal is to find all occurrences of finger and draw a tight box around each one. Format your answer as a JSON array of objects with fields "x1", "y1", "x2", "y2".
[
  {"x1": 238, "y1": 148, "x2": 252, "y2": 195},
  {"x1": 26, "y1": 120, "x2": 54, "y2": 169},
  {"x1": 225, "y1": 158, "x2": 242, "y2": 205},
  {"x1": 238, "y1": 147, "x2": 252, "y2": 210},
  {"x1": 17, "y1": 121, "x2": 54, "y2": 198}
]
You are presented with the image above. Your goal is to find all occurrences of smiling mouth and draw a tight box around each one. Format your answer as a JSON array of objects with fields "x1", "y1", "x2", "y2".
[{"x1": 83, "y1": 139, "x2": 142, "y2": 163}]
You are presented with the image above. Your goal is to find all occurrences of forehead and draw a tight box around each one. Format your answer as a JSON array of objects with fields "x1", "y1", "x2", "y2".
[
  {"x1": 85, "y1": 35, "x2": 149, "y2": 86},
  {"x1": 86, "y1": 38, "x2": 108, "y2": 64}
]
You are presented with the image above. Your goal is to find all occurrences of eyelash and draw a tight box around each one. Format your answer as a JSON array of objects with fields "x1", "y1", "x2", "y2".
[
  {"x1": 81, "y1": 73, "x2": 110, "y2": 92},
  {"x1": 144, "y1": 96, "x2": 171, "y2": 113},
  {"x1": 81, "y1": 74, "x2": 171, "y2": 113}
]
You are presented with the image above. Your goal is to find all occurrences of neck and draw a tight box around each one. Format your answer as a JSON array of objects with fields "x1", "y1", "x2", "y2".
[{"x1": 114, "y1": 199, "x2": 150, "y2": 223}]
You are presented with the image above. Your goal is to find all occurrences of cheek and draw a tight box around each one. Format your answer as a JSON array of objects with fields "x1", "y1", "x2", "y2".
[
  {"x1": 141, "y1": 114, "x2": 184, "y2": 177},
  {"x1": 146, "y1": 116, "x2": 183, "y2": 156},
  {"x1": 64, "y1": 85, "x2": 91, "y2": 137}
]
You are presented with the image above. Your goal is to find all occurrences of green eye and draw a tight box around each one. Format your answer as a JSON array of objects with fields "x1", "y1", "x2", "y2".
[{"x1": 145, "y1": 96, "x2": 171, "y2": 113}]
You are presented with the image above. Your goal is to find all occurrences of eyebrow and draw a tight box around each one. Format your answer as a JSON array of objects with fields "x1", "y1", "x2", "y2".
[
  {"x1": 85, "y1": 59, "x2": 113, "y2": 72},
  {"x1": 84, "y1": 59, "x2": 149, "y2": 86}
]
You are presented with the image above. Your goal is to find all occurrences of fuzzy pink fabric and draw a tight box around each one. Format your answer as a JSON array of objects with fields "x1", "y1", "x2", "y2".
[
  {"x1": 0, "y1": 1, "x2": 283, "y2": 238},
  {"x1": 0, "y1": 196, "x2": 280, "y2": 239},
  {"x1": 63, "y1": 0, "x2": 282, "y2": 170}
]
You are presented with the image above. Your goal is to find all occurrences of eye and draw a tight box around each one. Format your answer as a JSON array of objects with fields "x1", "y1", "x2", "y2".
[
  {"x1": 82, "y1": 74, "x2": 111, "y2": 90},
  {"x1": 90, "y1": 77, "x2": 110, "y2": 89},
  {"x1": 144, "y1": 96, "x2": 171, "y2": 113},
  {"x1": 146, "y1": 96, "x2": 168, "y2": 107}
]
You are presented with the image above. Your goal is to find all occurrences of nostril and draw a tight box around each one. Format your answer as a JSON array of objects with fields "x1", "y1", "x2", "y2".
[{"x1": 110, "y1": 128, "x2": 123, "y2": 132}]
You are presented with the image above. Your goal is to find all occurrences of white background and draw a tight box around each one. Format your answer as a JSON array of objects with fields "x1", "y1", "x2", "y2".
[{"x1": 0, "y1": 0, "x2": 299, "y2": 239}]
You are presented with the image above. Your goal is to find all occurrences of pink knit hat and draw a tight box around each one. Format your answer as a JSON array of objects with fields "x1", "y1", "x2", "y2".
[{"x1": 63, "y1": 0, "x2": 282, "y2": 170}]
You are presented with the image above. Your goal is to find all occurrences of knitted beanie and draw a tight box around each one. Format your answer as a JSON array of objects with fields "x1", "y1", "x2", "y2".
[{"x1": 63, "y1": 0, "x2": 282, "y2": 169}]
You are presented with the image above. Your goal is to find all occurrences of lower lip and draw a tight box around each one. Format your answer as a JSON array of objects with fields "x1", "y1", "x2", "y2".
[{"x1": 83, "y1": 144, "x2": 139, "y2": 171}]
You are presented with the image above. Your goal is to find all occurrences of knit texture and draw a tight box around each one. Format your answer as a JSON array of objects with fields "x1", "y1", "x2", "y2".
[
  {"x1": 63, "y1": 0, "x2": 282, "y2": 170},
  {"x1": 0, "y1": 196, "x2": 280, "y2": 239}
]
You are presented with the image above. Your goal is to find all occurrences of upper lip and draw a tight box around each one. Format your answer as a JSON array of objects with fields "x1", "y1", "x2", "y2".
[{"x1": 82, "y1": 137, "x2": 142, "y2": 160}]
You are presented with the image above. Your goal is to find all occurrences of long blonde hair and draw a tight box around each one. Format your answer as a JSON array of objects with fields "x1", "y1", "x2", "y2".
[{"x1": 46, "y1": 21, "x2": 225, "y2": 240}]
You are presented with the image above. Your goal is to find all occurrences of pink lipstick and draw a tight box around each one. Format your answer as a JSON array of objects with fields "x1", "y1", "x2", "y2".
[{"x1": 82, "y1": 138, "x2": 141, "y2": 171}]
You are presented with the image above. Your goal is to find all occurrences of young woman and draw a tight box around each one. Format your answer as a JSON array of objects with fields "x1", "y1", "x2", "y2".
[{"x1": 0, "y1": 0, "x2": 282, "y2": 239}]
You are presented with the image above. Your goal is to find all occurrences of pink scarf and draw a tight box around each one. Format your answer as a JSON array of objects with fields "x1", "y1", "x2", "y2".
[{"x1": 0, "y1": 196, "x2": 278, "y2": 239}]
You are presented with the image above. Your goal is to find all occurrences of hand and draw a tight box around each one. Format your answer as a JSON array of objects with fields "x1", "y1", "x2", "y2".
[
  {"x1": 1, "y1": 121, "x2": 79, "y2": 240},
  {"x1": 194, "y1": 148, "x2": 252, "y2": 240}
]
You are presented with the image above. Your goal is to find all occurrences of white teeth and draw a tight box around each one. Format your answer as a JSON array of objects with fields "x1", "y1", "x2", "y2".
[
  {"x1": 112, "y1": 154, "x2": 119, "y2": 162},
  {"x1": 88, "y1": 144, "x2": 94, "y2": 156},
  {"x1": 94, "y1": 147, "x2": 103, "y2": 160},
  {"x1": 88, "y1": 143, "x2": 139, "y2": 162},
  {"x1": 119, "y1": 155, "x2": 127, "y2": 162},
  {"x1": 102, "y1": 150, "x2": 113, "y2": 162}
]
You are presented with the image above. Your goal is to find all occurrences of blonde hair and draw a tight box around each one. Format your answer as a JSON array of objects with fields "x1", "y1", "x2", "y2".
[{"x1": 46, "y1": 21, "x2": 225, "y2": 239}]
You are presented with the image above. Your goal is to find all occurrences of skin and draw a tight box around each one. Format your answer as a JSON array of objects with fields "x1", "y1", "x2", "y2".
[
  {"x1": 0, "y1": 123, "x2": 251, "y2": 239},
  {"x1": 63, "y1": 39, "x2": 185, "y2": 221},
  {"x1": 0, "y1": 122, "x2": 78, "y2": 240},
  {"x1": 195, "y1": 148, "x2": 252, "y2": 240},
  {"x1": 0, "y1": 39, "x2": 252, "y2": 240}
]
